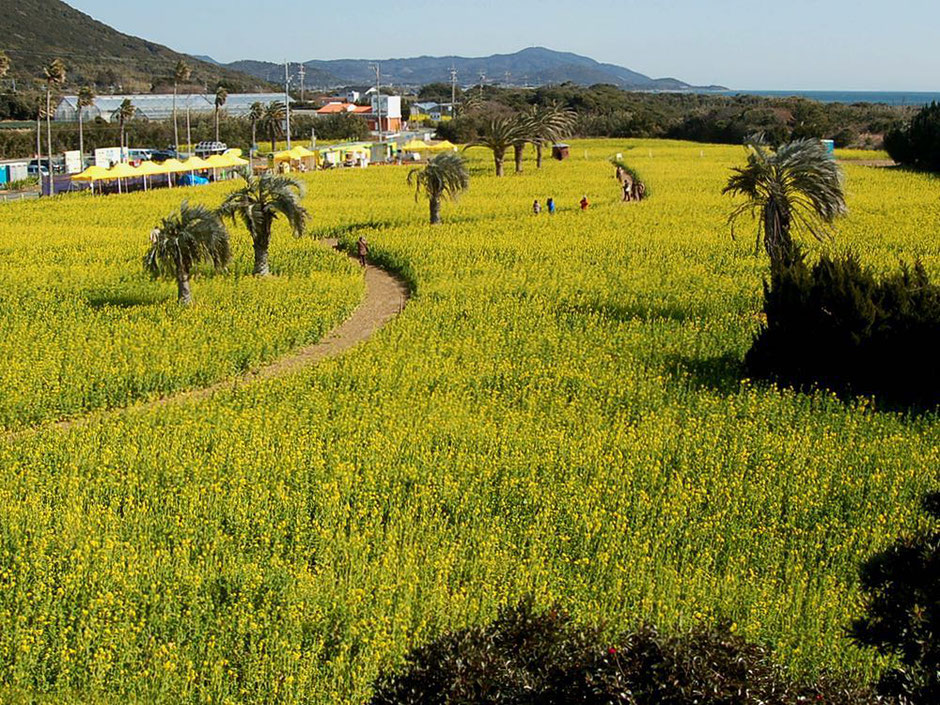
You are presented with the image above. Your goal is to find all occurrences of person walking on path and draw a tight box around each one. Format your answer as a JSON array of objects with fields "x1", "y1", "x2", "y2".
[
  {"x1": 357, "y1": 235, "x2": 369, "y2": 267},
  {"x1": 533, "y1": 199, "x2": 542, "y2": 215},
  {"x1": 547, "y1": 197, "x2": 556, "y2": 215},
  {"x1": 580, "y1": 195, "x2": 590, "y2": 211}
]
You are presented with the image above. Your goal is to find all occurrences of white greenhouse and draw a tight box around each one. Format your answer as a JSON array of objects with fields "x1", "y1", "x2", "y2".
[{"x1": 54, "y1": 93, "x2": 288, "y2": 123}]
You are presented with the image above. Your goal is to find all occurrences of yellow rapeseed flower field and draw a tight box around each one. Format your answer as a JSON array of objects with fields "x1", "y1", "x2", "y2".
[{"x1": 0, "y1": 139, "x2": 937, "y2": 704}]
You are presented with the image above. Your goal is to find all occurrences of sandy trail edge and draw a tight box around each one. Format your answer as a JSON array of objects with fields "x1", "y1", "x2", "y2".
[{"x1": 7, "y1": 238, "x2": 409, "y2": 439}]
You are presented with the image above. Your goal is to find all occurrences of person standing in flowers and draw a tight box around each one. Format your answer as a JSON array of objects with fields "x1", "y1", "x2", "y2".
[
  {"x1": 580, "y1": 195, "x2": 590, "y2": 211},
  {"x1": 357, "y1": 235, "x2": 369, "y2": 267},
  {"x1": 547, "y1": 197, "x2": 556, "y2": 215},
  {"x1": 533, "y1": 199, "x2": 542, "y2": 215}
]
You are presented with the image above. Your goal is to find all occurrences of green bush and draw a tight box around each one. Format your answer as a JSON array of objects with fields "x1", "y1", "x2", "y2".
[
  {"x1": 884, "y1": 102, "x2": 940, "y2": 171},
  {"x1": 745, "y1": 247, "x2": 940, "y2": 407},
  {"x1": 368, "y1": 600, "x2": 887, "y2": 704},
  {"x1": 851, "y1": 492, "x2": 940, "y2": 704}
]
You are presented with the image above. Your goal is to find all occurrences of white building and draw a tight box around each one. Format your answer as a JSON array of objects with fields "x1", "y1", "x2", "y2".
[{"x1": 54, "y1": 93, "x2": 289, "y2": 123}]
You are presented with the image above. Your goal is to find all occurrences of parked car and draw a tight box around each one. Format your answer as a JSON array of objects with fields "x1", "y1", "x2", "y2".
[
  {"x1": 150, "y1": 149, "x2": 179, "y2": 163},
  {"x1": 128, "y1": 149, "x2": 153, "y2": 162},
  {"x1": 194, "y1": 141, "x2": 227, "y2": 158},
  {"x1": 27, "y1": 158, "x2": 52, "y2": 177}
]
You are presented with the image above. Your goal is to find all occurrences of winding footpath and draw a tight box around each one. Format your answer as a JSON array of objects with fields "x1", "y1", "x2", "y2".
[{"x1": 9, "y1": 239, "x2": 409, "y2": 438}]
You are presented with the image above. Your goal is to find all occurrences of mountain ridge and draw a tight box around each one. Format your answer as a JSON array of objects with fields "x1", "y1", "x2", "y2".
[{"x1": 216, "y1": 47, "x2": 726, "y2": 91}]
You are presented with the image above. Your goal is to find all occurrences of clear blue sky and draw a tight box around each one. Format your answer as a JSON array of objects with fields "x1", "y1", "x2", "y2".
[{"x1": 66, "y1": 0, "x2": 939, "y2": 91}]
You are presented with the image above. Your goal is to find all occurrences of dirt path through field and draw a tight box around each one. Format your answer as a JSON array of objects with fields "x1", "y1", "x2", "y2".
[{"x1": 7, "y1": 238, "x2": 409, "y2": 438}]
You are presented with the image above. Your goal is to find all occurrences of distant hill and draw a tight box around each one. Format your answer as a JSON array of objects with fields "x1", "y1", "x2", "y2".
[
  {"x1": 220, "y1": 47, "x2": 726, "y2": 91},
  {"x1": 0, "y1": 0, "x2": 273, "y2": 93}
]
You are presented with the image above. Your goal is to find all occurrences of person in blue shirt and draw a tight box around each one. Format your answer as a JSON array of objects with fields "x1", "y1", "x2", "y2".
[{"x1": 547, "y1": 197, "x2": 556, "y2": 215}]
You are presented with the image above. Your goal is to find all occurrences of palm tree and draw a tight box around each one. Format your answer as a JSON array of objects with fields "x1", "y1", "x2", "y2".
[
  {"x1": 511, "y1": 113, "x2": 530, "y2": 174},
  {"x1": 113, "y1": 99, "x2": 136, "y2": 150},
  {"x1": 526, "y1": 103, "x2": 577, "y2": 168},
  {"x1": 248, "y1": 101, "x2": 264, "y2": 152},
  {"x1": 214, "y1": 85, "x2": 228, "y2": 142},
  {"x1": 408, "y1": 152, "x2": 470, "y2": 225},
  {"x1": 261, "y1": 101, "x2": 286, "y2": 151},
  {"x1": 218, "y1": 173, "x2": 308, "y2": 276},
  {"x1": 76, "y1": 85, "x2": 95, "y2": 161},
  {"x1": 42, "y1": 58, "x2": 66, "y2": 196},
  {"x1": 466, "y1": 116, "x2": 523, "y2": 177},
  {"x1": 172, "y1": 60, "x2": 191, "y2": 155},
  {"x1": 144, "y1": 202, "x2": 231, "y2": 305},
  {"x1": 723, "y1": 138, "x2": 847, "y2": 264}
]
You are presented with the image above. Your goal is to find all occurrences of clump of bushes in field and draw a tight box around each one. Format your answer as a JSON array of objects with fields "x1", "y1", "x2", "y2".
[
  {"x1": 884, "y1": 102, "x2": 940, "y2": 171},
  {"x1": 745, "y1": 246, "x2": 940, "y2": 408},
  {"x1": 368, "y1": 599, "x2": 887, "y2": 705},
  {"x1": 851, "y1": 491, "x2": 940, "y2": 704}
]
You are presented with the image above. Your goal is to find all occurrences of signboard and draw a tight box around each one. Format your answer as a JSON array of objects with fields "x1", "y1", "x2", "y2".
[
  {"x1": 64, "y1": 151, "x2": 83, "y2": 174},
  {"x1": 94, "y1": 147, "x2": 127, "y2": 168}
]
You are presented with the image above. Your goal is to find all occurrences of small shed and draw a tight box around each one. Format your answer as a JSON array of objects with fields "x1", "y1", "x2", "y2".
[
  {"x1": 8, "y1": 162, "x2": 28, "y2": 182},
  {"x1": 552, "y1": 143, "x2": 570, "y2": 161}
]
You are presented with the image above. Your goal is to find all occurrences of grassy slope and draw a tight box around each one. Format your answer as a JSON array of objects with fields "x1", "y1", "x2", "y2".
[{"x1": 0, "y1": 141, "x2": 936, "y2": 703}]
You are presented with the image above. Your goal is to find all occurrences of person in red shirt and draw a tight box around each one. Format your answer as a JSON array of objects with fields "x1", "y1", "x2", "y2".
[{"x1": 580, "y1": 195, "x2": 590, "y2": 211}]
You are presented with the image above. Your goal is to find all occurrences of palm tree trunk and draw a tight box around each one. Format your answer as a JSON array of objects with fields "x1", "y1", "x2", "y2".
[
  {"x1": 173, "y1": 83, "x2": 179, "y2": 154},
  {"x1": 429, "y1": 195, "x2": 442, "y2": 225},
  {"x1": 494, "y1": 152, "x2": 504, "y2": 177},
  {"x1": 536, "y1": 142, "x2": 543, "y2": 169},
  {"x1": 45, "y1": 87, "x2": 53, "y2": 197},
  {"x1": 177, "y1": 269, "x2": 192, "y2": 304},
  {"x1": 215, "y1": 108, "x2": 219, "y2": 142},
  {"x1": 513, "y1": 144, "x2": 524, "y2": 173},
  {"x1": 253, "y1": 236, "x2": 271, "y2": 276},
  {"x1": 271, "y1": 128, "x2": 276, "y2": 152}
]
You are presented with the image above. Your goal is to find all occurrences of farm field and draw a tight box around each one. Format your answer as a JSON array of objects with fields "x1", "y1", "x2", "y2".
[{"x1": 0, "y1": 139, "x2": 937, "y2": 703}]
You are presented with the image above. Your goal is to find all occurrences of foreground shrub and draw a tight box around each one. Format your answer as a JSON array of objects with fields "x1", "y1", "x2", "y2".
[
  {"x1": 851, "y1": 493, "x2": 940, "y2": 704},
  {"x1": 745, "y1": 247, "x2": 940, "y2": 407},
  {"x1": 369, "y1": 600, "x2": 888, "y2": 704},
  {"x1": 884, "y1": 102, "x2": 940, "y2": 171}
]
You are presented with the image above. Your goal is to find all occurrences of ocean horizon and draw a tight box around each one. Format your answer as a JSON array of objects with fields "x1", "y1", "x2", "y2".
[{"x1": 714, "y1": 90, "x2": 940, "y2": 106}]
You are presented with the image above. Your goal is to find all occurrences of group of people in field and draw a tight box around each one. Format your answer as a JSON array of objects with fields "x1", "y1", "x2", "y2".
[
  {"x1": 616, "y1": 165, "x2": 646, "y2": 202},
  {"x1": 532, "y1": 195, "x2": 590, "y2": 215}
]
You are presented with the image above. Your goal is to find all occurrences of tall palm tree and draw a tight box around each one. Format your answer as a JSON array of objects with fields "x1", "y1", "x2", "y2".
[
  {"x1": 144, "y1": 202, "x2": 231, "y2": 305},
  {"x1": 466, "y1": 116, "x2": 523, "y2": 177},
  {"x1": 248, "y1": 101, "x2": 264, "y2": 152},
  {"x1": 214, "y1": 85, "x2": 228, "y2": 142},
  {"x1": 42, "y1": 58, "x2": 66, "y2": 196},
  {"x1": 218, "y1": 173, "x2": 308, "y2": 276},
  {"x1": 525, "y1": 103, "x2": 577, "y2": 168},
  {"x1": 261, "y1": 101, "x2": 286, "y2": 152},
  {"x1": 408, "y1": 152, "x2": 470, "y2": 225},
  {"x1": 723, "y1": 138, "x2": 847, "y2": 264},
  {"x1": 113, "y1": 99, "x2": 136, "y2": 150},
  {"x1": 172, "y1": 60, "x2": 191, "y2": 155},
  {"x1": 76, "y1": 85, "x2": 96, "y2": 161}
]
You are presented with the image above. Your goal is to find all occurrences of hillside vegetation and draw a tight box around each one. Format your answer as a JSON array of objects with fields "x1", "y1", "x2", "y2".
[{"x1": 0, "y1": 0, "x2": 270, "y2": 93}]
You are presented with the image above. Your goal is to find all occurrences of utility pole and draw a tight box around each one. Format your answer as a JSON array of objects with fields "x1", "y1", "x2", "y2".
[
  {"x1": 186, "y1": 104, "x2": 191, "y2": 156},
  {"x1": 284, "y1": 60, "x2": 292, "y2": 149},
  {"x1": 370, "y1": 62, "x2": 382, "y2": 142},
  {"x1": 450, "y1": 66, "x2": 458, "y2": 117},
  {"x1": 298, "y1": 64, "x2": 306, "y2": 104}
]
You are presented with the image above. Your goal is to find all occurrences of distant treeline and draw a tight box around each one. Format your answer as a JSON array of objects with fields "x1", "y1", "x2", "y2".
[{"x1": 428, "y1": 83, "x2": 914, "y2": 148}]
